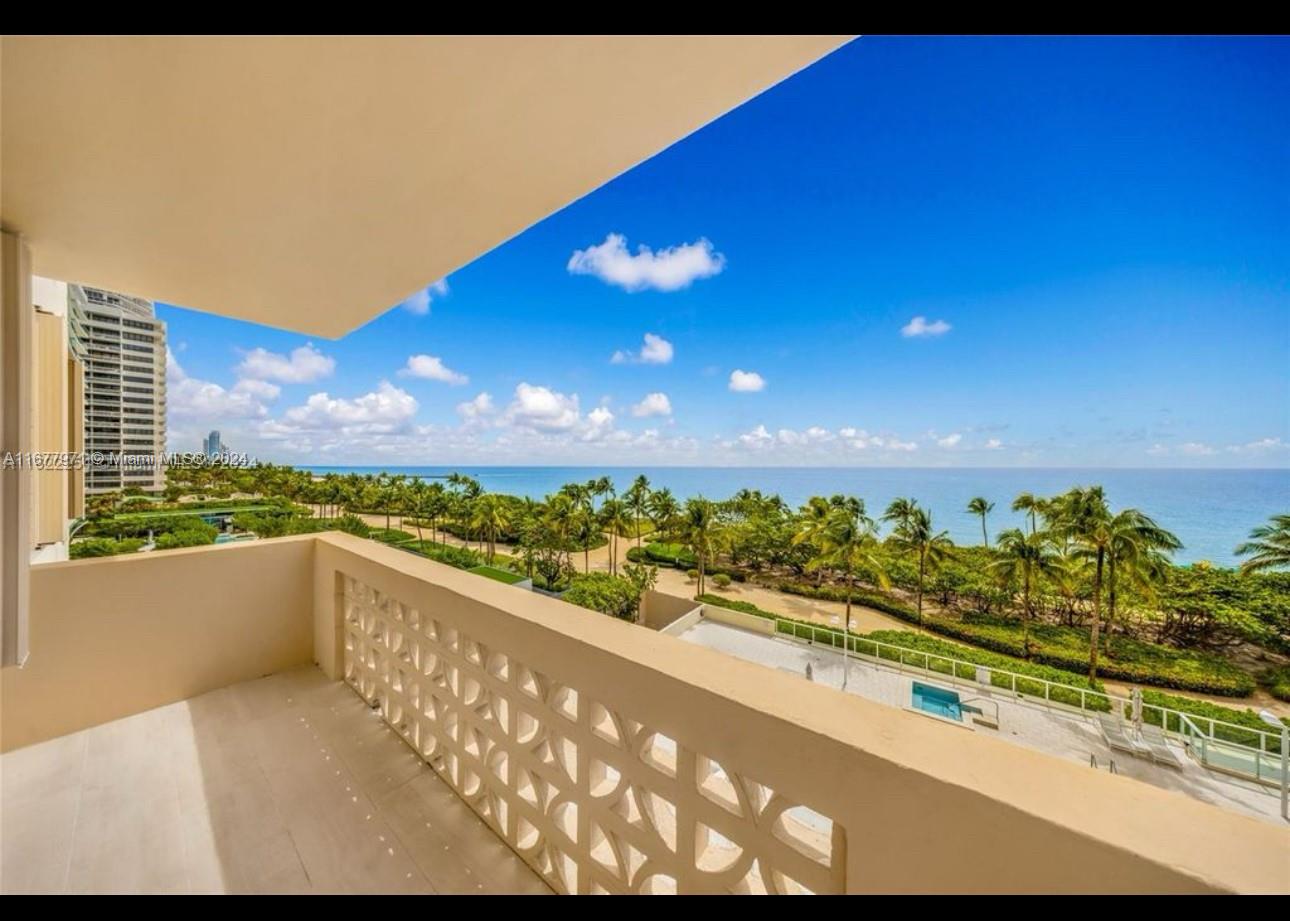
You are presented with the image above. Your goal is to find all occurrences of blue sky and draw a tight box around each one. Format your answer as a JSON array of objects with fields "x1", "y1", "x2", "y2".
[{"x1": 161, "y1": 35, "x2": 1289, "y2": 468}]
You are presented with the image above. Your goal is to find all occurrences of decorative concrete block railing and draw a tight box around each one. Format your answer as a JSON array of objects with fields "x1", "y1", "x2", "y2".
[{"x1": 340, "y1": 572, "x2": 841, "y2": 894}]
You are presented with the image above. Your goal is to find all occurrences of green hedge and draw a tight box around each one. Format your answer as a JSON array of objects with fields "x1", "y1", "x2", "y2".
[
  {"x1": 70, "y1": 537, "x2": 146, "y2": 558},
  {"x1": 633, "y1": 542, "x2": 746, "y2": 582},
  {"x1": 1260, "y1": 666, "x2": 1290, "y2": 703},
  {"x1": 368, "y1": 528, "x2": 415, "y2": 545},
  {"x1": 697, "y1": 594, "x2": 1110, "y2": 711},
  {"x1": 154, "y1": 524, "x2": 217, "y2": 550},
  {"x1": 399, "y1": 541, "x2": 482, "y2": 570},
  {"x1": 772, "y1": 579, "x2": 1255, "y2": 697},
  {"x1": 1135, "y1": 689, "x2": 1285, "y2": 750}
]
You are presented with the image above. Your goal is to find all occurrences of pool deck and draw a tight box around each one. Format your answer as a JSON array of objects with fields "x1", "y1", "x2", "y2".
[{"x1": 674, "y1": 619, "x2": 1285, "y2": 826}]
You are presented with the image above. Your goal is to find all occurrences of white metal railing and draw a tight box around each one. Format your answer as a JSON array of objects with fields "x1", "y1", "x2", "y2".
[{"x1": 765, "y1": 614, "x2": 1286, "y2": 786}]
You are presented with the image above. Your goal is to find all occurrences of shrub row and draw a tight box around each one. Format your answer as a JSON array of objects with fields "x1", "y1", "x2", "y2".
[
  {"x1": 1260, "y1": 666, "x2": 1290, "y2": 703},
  {"x1": 1135, "y1": 689, "x2": 1285, "y2": 750},
  {"x1": 771, "y1": 579, "x2": 1255, "y2": 697},
  {"x1": 630, "y1": 543, "x2": 747, "y2": 582},
  {"x1": 398, "y1": 541, "x2": 483, "y2": 570},
  {"x1": 368, "y1": 528, "x2": 415, "y2": 545},
  {"x1": 70, "y1": 537, "x2": 146, "y2": 559}
]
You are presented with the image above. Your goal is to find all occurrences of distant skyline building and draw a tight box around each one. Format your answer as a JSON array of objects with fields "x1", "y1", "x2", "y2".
[
  {"x1": 204, "y1": 430, "x2": 225, "y2": 458},
  {"x1": 70, "y1": 284, "x2": 167, "y2": 494}
]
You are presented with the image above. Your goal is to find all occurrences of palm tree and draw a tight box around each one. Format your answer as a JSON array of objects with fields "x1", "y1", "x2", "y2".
[
  {"x1": 647, "y1": 488, "x2": 680, "y2": 539},
  {"x1": 1051, "y1": 486, "x2": 1111, "y2": 679},
  {"x1": 469, "y1": 493, "x2": 511, "y2": 563},
  {"x1": 1011, "y1": 492, "x2": 1045, "y2": 536},
  {"x1": 807, "y1": 503, "x2": 887, "y2": 689},
  {"x1": 1236, "y1": 514, "x2": 1290, "y2": 575},
  {"x1": 424, "y1": 482, "x2": 449, "y2": 544},
  {"x1": 967, "y1": 496, "x2": 994, "y2": 547},
  {"x1": 624, "y1": 475, "x2": 652, "y2": 550},
  {"x1": 881, "y1": 497, "x2": 918, "y2": 533},
  {"x1": 406, "y1": 478, "x2": 427, "y2": 544},
  {"x1": 570, "y1": 505, "x2": 597, "y2": 574},
  {"x1": 599, "y1": 498, "x2": 631, "y2": 576},
  {"x1": 1104, "y1": 508, "x2": 1181, "y2": 650},
  {"x1": 887, "y1": 504, "x2": 953, "y2": 628},
  {"x1": 544, "y1": 492, "x2": 577, "y2": 571},
  {"x1": 990, "y1": 528, "x2": 1057, "y2": 656},
  {"x1": 794, "y1": 496, "x2": 835, "y2": 585},
  {"x1": 680, "y1": 497, "x2": 721, "y2": 598}
]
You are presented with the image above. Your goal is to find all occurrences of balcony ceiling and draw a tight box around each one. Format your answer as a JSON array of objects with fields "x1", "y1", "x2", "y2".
[{"x1": 1, "y1": 35, "x2": 851, "y2": 337}]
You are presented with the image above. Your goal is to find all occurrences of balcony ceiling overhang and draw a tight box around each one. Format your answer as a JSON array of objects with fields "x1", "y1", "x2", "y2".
[{"x1": 2, "y1": 35, "x2": 851, "y2": 337}]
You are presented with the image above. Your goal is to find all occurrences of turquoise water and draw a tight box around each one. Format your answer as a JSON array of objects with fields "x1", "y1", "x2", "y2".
[
  {"x1": 301, "y1": 466, "x2": 1288, "y2": 567},
  {"x1": 912, "y1": 682, "x2": 963, "y2": 721}
]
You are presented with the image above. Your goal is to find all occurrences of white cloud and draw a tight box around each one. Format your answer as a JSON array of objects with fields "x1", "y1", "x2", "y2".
[
  {"x1": 936, "y1": 433, "x2": 962, "y2": 448},
  {"x1": 611, "y1": 332, "x2": 674, "y2": 365},
  {"x1": 505, "y1": 383, "x2": 582, "y2": 433},
  {"x1": 400, "y1": 277, "x2": 450, "y2": 315},
  {"x1": 985, "y1": 437, "x2": 1004, "y2": 450},
  {"x1": 738, "y1": 424, "x2": 774, "y2": 448},
  {"x1": 776, "y1": 426, "x2": 833, "y2": 446},
  {"x1": 901, "y1": 316, "x2": 952, "y2": 338},
  {"x1": 583, "y1": 406, "x2": 616, "y2": 441},
  {"x1": 1227, "y1": 436, "x2": 1286, "y2": 454},
  {"x1": 456, "y1": 392, "x2": 495, "y2": 423},
  {"x1": 232, "y1": 378, "x2": 282, "y2": 400},
  {"x1": 886, "y1": 438, "x2": 919, "y2": 452},
  {"x1": 1178, "y1": 442, "x2": 1216, "y2": 456},
  {"x1": 237, "y1": 343, "x2": 335, "y2": 383},
  {"x1": 568, "y1": 233, "x2": 725, "y2": 292},
  {"x1": 167, "y1": 349, "x2": 275, "y2": 420},
  {"x1": 400, "y1": 354, "x2": 468, "y2": 385},
  {"x1": 276, "y1": 381, "x2": 418, "y2": 434},
  {"x1": 632, "y1": 392, "x2": 673, "y2": 418},
  {"x1": 729, "y1": 369, "x2": 766, "y2": 393}
]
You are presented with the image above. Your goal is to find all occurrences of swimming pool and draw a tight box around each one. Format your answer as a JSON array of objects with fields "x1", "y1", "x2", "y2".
[{"x1": 911, "y1": 682, "x2": 963, "y2": 721}]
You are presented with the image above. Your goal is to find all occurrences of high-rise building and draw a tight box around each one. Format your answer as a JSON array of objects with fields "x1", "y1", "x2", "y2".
[
  {"x1": 204, "y1": 429, "x2": 224, "y2": 458},
  {"x1": 71, "y1": 284, "x2": 167, "y2": 494}
]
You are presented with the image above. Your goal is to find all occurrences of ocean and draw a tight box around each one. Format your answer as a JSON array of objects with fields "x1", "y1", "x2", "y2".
[{"x1": 300, "y1": 466, "x2": 1289, "y2": 568}]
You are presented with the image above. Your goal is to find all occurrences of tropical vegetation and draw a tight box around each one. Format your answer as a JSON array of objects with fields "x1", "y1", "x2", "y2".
[{"x1": 71, "y1": 461, "x2": 1289, "y2": 708}]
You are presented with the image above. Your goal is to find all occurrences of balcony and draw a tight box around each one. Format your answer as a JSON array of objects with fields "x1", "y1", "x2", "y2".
[{"x1": 2, "y1": 533, "x2": 1285, "y2": 894}]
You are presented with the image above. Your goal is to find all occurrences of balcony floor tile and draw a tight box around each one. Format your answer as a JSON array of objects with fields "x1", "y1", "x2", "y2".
[{"x1": 1, "y1": 666, "x2": 551, "y2": 894}]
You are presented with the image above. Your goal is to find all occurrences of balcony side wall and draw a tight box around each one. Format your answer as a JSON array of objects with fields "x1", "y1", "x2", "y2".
[{"x1": 1, "y1": 536, "x2": 316, "y2": 751}]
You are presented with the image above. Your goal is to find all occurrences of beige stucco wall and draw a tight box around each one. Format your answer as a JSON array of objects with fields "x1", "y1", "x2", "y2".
[
  {"x1": 32, "y1": 310, "x2": 67, "y2": 547},
  {"x1": 638, "y1": 588, "x2": 702, "y2": 631},
  {"x1": 702, "y1": 603, "x2": 776, "y2": 635},
  {"x1": 312, "y1": 531, "x2": 1290, "y2": 894},
  {"x1": 0, "y1": 536, "x2": 316, "y2": 751}
]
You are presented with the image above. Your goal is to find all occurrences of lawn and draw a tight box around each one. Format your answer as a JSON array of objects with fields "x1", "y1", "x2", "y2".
[{"x1": 468, "y1": 565, "x2": 527, "y2": 585}]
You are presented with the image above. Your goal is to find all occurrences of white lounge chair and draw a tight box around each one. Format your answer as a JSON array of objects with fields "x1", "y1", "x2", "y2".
[
  {"x1": 1140, "y1": 724, "x2": 1184, "y2": 769},
  {"x1": 1098, "y1": 714, "x2": 1149, "y2": 758}
]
